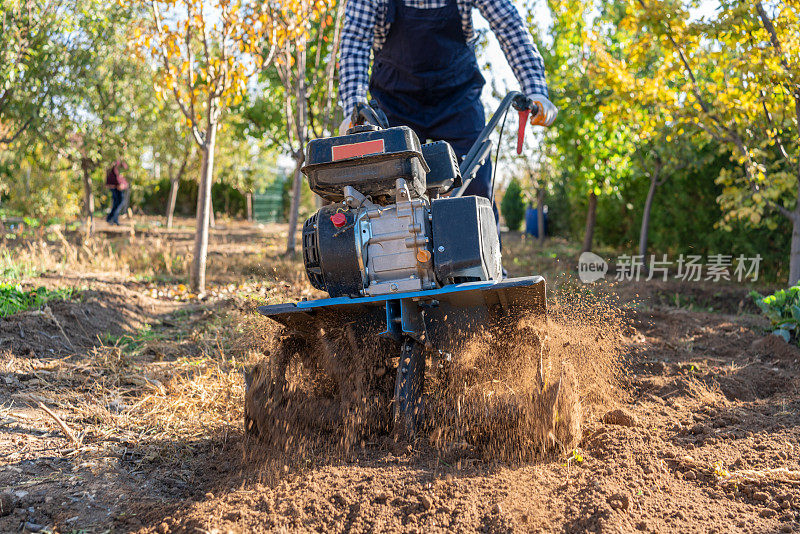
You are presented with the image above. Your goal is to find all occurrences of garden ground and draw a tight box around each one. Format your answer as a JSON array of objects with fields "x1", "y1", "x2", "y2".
[{"x1": 1, "y1": 219, "x2": 799, "y2": 533}]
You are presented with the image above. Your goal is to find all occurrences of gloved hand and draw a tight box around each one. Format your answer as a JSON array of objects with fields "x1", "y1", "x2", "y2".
[
  {"x1": 529, "y1": 94, "x2": 558, "y2": 127},
  {"x1": 339, "y1": 117, "x2": 353, "y2": 135}
]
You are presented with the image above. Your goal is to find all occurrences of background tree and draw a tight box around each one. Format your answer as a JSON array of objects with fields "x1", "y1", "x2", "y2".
[
  {"x1": 618, "y1": 0, "x2": 800, "y2": 284},
  {"x1": 129, "y1": 0, "x2": 277, "y2": 292},
  {"x1": 501, "y1": 178, "x2": 526, "y2": 232},
  {"x1": 588, "y1": 14, "x2": 710, "y2": 264},
  {"x1": 525, "y1": 140, "x2": 556, "y2": 244},
  {"x1": 0, "y1": 1, "x2": 65, "y2": 147},
  {"x1": 145, "y1": 111, "x2": 197, "y2": 229},
  {"x1": 538, "y1": 0, "x2": 636, "y2": 253},
  {"x1": 262, "y1": 0, "x2": 341, "y2": 254},
  {"x1": 12, "y1": 0, "x2": 166, "y2": 235}
]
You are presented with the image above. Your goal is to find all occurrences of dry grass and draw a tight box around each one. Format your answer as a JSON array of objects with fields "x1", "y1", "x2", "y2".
[
  {"x1": 0, "y1": 222, "x2": 312, "y2": 474},
  {"x1": 0, "y1": 220, "x2": 312, "y2": 287},
  {"x1": 1, "y1": 232, "x2": 188, "y2": 281},
  {"x1": 1, "y1": 220, "x2": 311, "y2": 469},
  {"x1": 3, "y1": 304, "x2": 273, "y2": 467}
]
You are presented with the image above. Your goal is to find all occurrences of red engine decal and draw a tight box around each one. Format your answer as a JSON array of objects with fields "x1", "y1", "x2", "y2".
[{"x1": 332, "y1": 139, "x2": 386, "y2": 161}]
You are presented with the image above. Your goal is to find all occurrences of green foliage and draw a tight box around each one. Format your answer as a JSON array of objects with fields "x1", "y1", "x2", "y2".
[
  {"x1": 542, "y1": 140, "x2": 790, "y2": 281},
  {"x1": 0, "y1": 249, "x2": 39, "y2": 280},
  {"x1": 139, "y1": 179, "x2": 248, "y2": 218},
  {"x1": 501, "y1": 179, "x2": 526, "y2": 232},
  {"x1": 538, "y1": 0, "x2": 636, "y2": 204},
  {"x1": 751, "y1": 285, "x2": 800, "y2": 344},
  {"x1": 0, "y1": 153, "x2": 83, "y2": 222},
  {"x1": 522, "y1": 0, "x2": 793, "y2": 282},
  {"x1": 0, "y1": 1, "x2": 66, "y2": 146},
  {"x1": 0, "y1": 283, "x2": 74, "y2": 317},
  {"x1": 597, "y1": 0, "x2": 800, "y2": 283}
]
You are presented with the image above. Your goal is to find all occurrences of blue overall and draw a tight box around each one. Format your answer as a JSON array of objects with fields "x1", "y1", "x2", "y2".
[{"x1": 369, "y1": 0, "x2": 497, "y2": 221}]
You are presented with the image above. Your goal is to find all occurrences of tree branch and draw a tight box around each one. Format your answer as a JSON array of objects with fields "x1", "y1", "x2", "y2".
[
  {"x1": 0, "y1": 116, "x2": 33, "y2": 146},
  {"x1": 152, "y1": 2, "x2": 204, "y2": 147},
  {"x1": 321, "y1": 0, "x2": 346, "y2": 136},
  {"x1": 755, "y1": 1, "x2": 800, "y2": 188},
  {"x1": 184, "y1": 0, "x2": 198, "y2": 131},
  {"x1": 760, "y1": 91, "x2": 790, "y2": 160}
]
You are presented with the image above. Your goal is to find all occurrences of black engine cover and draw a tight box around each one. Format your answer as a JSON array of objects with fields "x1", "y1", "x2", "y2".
[
  {"x1": 302, "y1": 127, "x2": 428, "y2": 202},
  {"x1": 430, "y1": 196, "x2": 502, "y2": 284},
  {"x1": 421, "y1": 141, "x2": 461, "y2": 194},
  {"x1": 302, "y1": 205, "x2": 364, "y2": 297}
]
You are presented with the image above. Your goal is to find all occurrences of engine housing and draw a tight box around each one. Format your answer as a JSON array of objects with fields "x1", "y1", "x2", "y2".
[{"x1": 300, "y1": 127, "x2": 501, "y2": 299}]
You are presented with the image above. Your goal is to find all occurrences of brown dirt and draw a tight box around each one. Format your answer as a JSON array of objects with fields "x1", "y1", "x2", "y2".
[
  {"x1": 244, "y1": 316, "x2": 401, "y2": 454},
  {"x1": 0, "y1": 283, "x2": 176, "y2": 358},
  {"x1": 2, "y1": 222, "x2": 800, "y2": 533}
]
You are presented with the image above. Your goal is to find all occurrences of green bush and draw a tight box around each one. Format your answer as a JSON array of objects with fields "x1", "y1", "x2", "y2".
[
  {"x1": 0, "y1": 283, "x2": 74, "y2": 317},
  {"x1": 501, "y1": 178, "x2": 526, "y2": 232},
  {"x1": 547, "y1": 143, "x2": 790, "y2": 283},
  {"x1": 751, "y1": 285, "x2": 800, "y2": 344},
  {"x1": 138, "y1": 179, "x2": 246, "y2": 218}
]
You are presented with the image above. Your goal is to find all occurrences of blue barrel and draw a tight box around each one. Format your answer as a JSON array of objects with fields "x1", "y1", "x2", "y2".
[{"x1": 525, "y1": 207, "x2": 547, "y2": 238}]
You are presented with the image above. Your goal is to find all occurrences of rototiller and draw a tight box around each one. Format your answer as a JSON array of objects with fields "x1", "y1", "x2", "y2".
[{"x1": 252, "y1": 92, "x2": 547, "y2": 436}]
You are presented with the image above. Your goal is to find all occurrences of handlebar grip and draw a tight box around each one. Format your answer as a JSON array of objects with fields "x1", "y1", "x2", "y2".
[
  {"x1": 516, "y1": 103, "x2": 543, "y2": 154},
  {"x1": 517, "y1": 108, "x2": 530, "y2": 155},
  {"x1": 352, "y1": 102, "x2": 389, "y2": 130}
]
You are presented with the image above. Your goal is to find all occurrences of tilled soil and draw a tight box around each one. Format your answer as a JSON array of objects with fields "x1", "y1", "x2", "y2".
[
  {"x1": 2, "y1": 228, "x2": 799, "y2": 533},
  {"x1": 3, "y1": 292, "x2": 799, "y2": 532},
  {"x1": 126, "y1": 307, "x2": 800, "y2": 534},
  {"x1": 0, "y1": 280, "x2": 176, "y2": 357}
]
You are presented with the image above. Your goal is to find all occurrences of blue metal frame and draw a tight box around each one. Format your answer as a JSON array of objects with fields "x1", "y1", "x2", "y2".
[
  {"x1": 277, "y1": 276, "x2": 542, "y2": 311},
  {"x1": 258, "y1": 276, "x2": 546, "y2": 345}
]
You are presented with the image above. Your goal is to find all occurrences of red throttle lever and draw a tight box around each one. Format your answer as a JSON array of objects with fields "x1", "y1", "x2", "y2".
[{"x1": 516, "y1": 108, "x2": 530, "y2": 155}]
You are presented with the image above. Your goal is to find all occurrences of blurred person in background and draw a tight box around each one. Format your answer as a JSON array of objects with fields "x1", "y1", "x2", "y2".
[{"x1": 105, "y1": 158, "x2": 129, "y2": 225}]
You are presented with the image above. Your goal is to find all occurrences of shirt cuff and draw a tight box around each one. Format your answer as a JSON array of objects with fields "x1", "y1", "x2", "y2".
[
  {"x1": 524, "y1": 84, "x2": 550, "y2": 100},
  {"x1": 342, "y1": 85, "x2": 371, "y2": 118}
]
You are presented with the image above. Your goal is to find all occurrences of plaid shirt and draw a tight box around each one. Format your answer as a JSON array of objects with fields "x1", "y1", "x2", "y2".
[{"x1": 340, "y1": 0, "x2": 549, "y2": 117}]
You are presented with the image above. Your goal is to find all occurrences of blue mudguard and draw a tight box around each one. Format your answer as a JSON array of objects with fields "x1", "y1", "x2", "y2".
[{"x1": 258, "y1": 276, "x2": 546, "y2": 351}]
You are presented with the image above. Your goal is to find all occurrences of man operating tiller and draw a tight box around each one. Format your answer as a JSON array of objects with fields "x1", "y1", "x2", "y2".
[
  {"x1": 339, "y1": 0, "x2": 558, "y2": 220},
  {"x1": 248, "y1": 1, "x2": 562, "y2": 441}
]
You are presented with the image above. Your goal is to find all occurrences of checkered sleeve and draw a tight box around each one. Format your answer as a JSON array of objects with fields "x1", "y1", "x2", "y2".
[
  {"x1": 473, "y1": 0, "x2": 549, "y2": 98},
  {"x1": 340, "y1": 0, "x2": 380, "y2": 118}
]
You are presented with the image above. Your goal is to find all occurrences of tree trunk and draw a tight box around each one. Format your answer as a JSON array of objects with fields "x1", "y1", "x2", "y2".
[
  {"x1": 286, "y1": 153, "x2": 305, "y2": 254},
  {"x1": 536, "y1": 188, "x2": 546, "y2": 245},
  {"x1": 639, "y1": 175, "x2": 658, "y2": 260},
  {"x1": 286, "y1": 42, "x2": 308, "y2": 255},
  {"x1": 166, "y1": 152, "x2": 190, "y2": 229},
  {"x1": 246, "y1": 192, "x2": 253, "y2": 222},
  {"x1": 166, "y1": 178, "x2": 180, "y2": 229},
  {"x1": 190, "y1": 123, "x2": 217, "y2": 294},
  {"x1": 209, "y1": 191, "x2": 216, "y2": 229},
  {"x1": 581, "y1": 191, "x2": 597, "y2": 253},
  {"x1": 81, "y1": 164, "x2": 95, "y2": 236},
  {"x1": 790, "y1": 210, "x2": 800, "y2": 286}
]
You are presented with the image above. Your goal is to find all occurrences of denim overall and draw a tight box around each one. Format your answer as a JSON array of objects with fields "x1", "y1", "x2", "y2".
[{"x1": 368, "y1": 0, "x2": 496, "y2": 220}]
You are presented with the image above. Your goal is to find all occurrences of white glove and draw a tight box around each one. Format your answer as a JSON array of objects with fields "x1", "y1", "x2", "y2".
[
  {"x1": 339, "y1": 117, "x2": 352, "y2": 135},
  {"x1": 529, "y1": 94, "x2": 558, "y2": 127}
]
